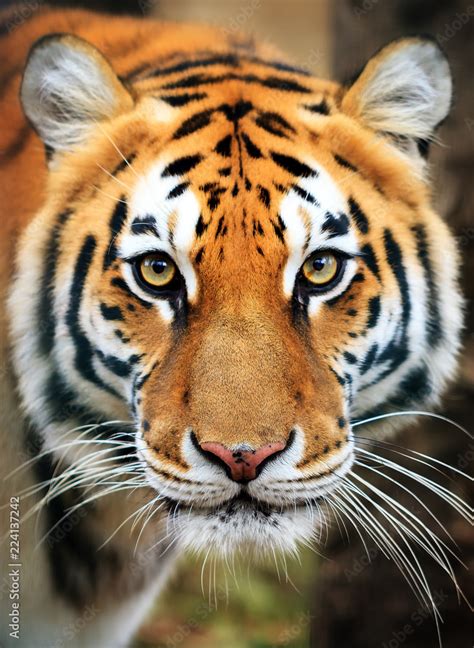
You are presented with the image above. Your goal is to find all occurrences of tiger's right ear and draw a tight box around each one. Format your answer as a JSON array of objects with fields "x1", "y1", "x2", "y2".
[{"x1": 21, "y1": 34, "x2": 133, "y2": 154}]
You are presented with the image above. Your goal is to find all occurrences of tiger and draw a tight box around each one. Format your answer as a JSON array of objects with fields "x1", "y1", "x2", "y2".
[{"x1": 0, "y1": 5, "x2": 465, "y2": 647}]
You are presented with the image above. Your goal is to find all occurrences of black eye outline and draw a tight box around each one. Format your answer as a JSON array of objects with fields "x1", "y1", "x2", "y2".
[
  {"x1": 130, "y1": 252, "x2": 185, "y2": 298},
  {"x1": 296, "y1": 250, "x2": 349, "y2": 295}
]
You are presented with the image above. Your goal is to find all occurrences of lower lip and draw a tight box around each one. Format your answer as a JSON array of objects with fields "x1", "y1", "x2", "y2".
[{"x1": 164, "y1": 491, "x2": 323, "y2": 517}]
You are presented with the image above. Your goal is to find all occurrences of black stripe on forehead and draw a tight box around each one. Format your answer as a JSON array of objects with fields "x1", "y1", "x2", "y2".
[
  {"x1": 131, "y1": 215, "x2": 160, "y2": 237},
  {"x1": 173, "y1": 109, "x2": 213, "y2": 139},
  {"x1": 143, "y1": 54, "x2": 240, "y2": 79},
  {"x1": 162, "y1": 154, "x2": 203, "y2": 177},
  {"x1": 271, "y1": 152, "x2": 317, "y2": 178},
  {"x1": 160, "y1": 92, "x2": 208, "y2": 107},
  {"x1": 303, "y1": 100, "x2": 330, "y2": 115},
  {"x1": 104, "y1": 197, "x2": 128, "y2": 271},
  {"x1": 291, "y1": 184, "x2": 320, "y2": 206},
  {"x1": 321, "y1": 212, "x2": 350, "y2": 238},
  {"x1": 160, "y1": 72, "x2": 312, "y2": 93},
  {"x1": 255, "y1": 111, "x2": 296, "y2": 138}
]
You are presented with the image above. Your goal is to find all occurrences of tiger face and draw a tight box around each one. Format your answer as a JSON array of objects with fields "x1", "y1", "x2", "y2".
[{"x1": 11, "y1": 32, "x2": 462, "y2": 556}]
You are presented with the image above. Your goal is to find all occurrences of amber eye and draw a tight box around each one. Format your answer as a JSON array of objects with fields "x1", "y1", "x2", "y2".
[
  {"x1": 137, "y1": 253, "x2": 176, "y2": 289},
  {"x1": 302, "y1": 252, "x2": 341, "y2": 288}
]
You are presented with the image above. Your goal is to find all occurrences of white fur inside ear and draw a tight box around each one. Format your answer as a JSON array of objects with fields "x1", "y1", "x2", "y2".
[
  {"x1": 349, "y1": 40, "x2": 452, "y2": 141},
  {"x1": 21, "y1": 36, "x2": 129, "y2": 151}
]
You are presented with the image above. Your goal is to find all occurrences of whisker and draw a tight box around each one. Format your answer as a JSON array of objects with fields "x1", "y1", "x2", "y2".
[{"x1": 352, "y1": 410, "x2": 472, "y2": 439}]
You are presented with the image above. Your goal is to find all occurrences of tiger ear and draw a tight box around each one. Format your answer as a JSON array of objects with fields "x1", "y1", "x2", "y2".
[
  {"x1": 342, "y1": 37, "x2": 452, "y2": 158},
  {"x1": 21, "y1": 34, "x2": 133, "y2": 154}
]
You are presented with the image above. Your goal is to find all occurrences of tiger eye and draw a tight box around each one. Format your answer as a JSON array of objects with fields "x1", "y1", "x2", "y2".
[
  {"x1": 302, "y1": 253, "x2": 339, "y2": 286},
  {"x1": 139, "y1": 254, "x2": 176, "y2": 288}
]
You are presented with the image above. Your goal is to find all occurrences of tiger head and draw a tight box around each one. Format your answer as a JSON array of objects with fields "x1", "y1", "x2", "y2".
[{"x1": 11, "y1": 31, "x2": 462, "y2": 556}]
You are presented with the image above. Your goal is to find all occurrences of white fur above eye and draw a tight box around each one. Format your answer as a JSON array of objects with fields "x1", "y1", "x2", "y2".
[
  {"x1": 21, "y1": 34, "x2": 133, "y2": 151},
  {"x1": 343, "y1": 38, "x2": 452, "y2": 142}
]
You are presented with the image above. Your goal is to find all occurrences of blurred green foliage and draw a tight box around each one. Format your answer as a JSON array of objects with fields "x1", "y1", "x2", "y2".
[{"x1": 135, "y1": 548, "x2": 319, "y2": 648}]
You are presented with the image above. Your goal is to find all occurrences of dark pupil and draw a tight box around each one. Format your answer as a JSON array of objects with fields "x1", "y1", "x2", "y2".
[
  {"x1": 150, "y1": 259, "x2": 167, "y2": 274},
  {"x1": 313, "y1": 257, "x2": 327, "y2": 272}
]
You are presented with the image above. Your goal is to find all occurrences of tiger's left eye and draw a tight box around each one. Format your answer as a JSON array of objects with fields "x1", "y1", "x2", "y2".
[
  {"x1": 137, "y1": 253, "x2": 176, "y2": 289},
  {"x1": 301, "y1": 252, "x2": 341, "y2": 288}
]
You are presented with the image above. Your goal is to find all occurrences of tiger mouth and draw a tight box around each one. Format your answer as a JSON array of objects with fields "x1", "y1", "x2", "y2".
[{"x1": 163, "y1": 489, "x2": 323, "y2": 518}]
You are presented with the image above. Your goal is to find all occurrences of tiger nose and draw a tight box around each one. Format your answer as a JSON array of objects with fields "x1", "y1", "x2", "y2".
[{"x1": 199, "y1": 440, "x2": 287, "y2": 483}]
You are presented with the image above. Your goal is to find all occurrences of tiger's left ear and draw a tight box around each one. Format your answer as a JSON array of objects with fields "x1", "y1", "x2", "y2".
[
  {"x1": 342, "y1": 37, "x2": 452, "y2": 158},
  {"x1": 21, "y1": 33, "x2": 133, "y2": 155}
]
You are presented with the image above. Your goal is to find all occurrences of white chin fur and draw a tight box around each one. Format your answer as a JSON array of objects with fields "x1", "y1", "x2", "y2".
[{"x1": 170, "y1": 502, "x2": 322, "y2": 559}]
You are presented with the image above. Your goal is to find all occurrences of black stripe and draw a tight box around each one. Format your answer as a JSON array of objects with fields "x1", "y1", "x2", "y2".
[
  {"x1": 272, "y1": 219, "x2": 285, "y2": 242},
  {"x1": 96, "y1": 350, "x2": 131, "y2": 378},
  {"x1": 291, "y1": 184, "x2": 319, "y2": 206},
  {"x1": 242, "y1": 132, "x2": 263, "y2": 158},
  {"x1": 271, "y1": 152, "x2": 317, "y2": 178},
  {"x1": 258, "y1": 185, "x2": 271, "y2": 208},
  {"x1": 44, "y1": 369, "x2": 101, "y2": 424},
  {"x1": 360, "y1": 344, "x2": 378, "y2": 375},
  {"x1": 321, "y1": 212, "x2": 350, "y2": 238},
  {"x1": 131, "y1": 215, "x2": 159, "y2": 237},
  {"x1": 360, "y1": 243, "x2": 380, "y2": 279},
  {"x1": 412, "y1": 224, "x2": 442, "y2": 346},
  {"x1": 215, "y1": 215, "x2": 225, "y2": 238},
  {"x1": 303, "y1": 100, "x2": 330, "y2": 115},
  {"x1": 110, "y1": 153, "x2": 136, "y2": 177},
  {"x1": 38, "y1": 211, "x2": 73, "y2": 355},
  {"x1": 366, "y1": 295, "x2": 381, "y2": 329},
  {"x1": 250, "y1": 57, "x2": 312, "y2": 77},
  {"x1": 334, "y1": 154, "x2": 357, "y2": 172},
  {"x1": 348, "y1": 197, "x2": 369, "y2": 234},
  {"x1": 160, "y1": 92, "x2": 208, "y2": 106},
  {"x1": 195, "y1": 215, "x2": 209, "y2": 236},
  {"x1": 100, "y1": 303, "x2": 124, "y2": 321},
  {"x1": 111, "y1": 277, "x2": 153, "y2": 309},
  {"x1": 343, "y1": 352, "x2": 358, "y2": 365},
  {"x1": 144, "y1": 54, "x2": 240, "y2": 78},
  {"x1": 162, "y1": 154, "x2": 203, "y2": 177},
  {"x1": 103, "y1": 198, "x2": 128, "y2": 270},
  {"x1": 215, "y1": 135, "x2": 233, "y2": 157},
  {"x1": 161, "y1": 72, "x2": 311, "y2": 93},
  {"x1": 173, "y1": 109, "x2": 213, "y2": 139},
  {"x1": 255, "y1": 111, "x2": 296, "y2": 138},
  {"x1": 167, "y1": 182, "x2": 189, "y2": 200},
  {"x1": 374, "y1": 229, "x2": 412, "y2": 375},
  {"x1": 220, "y1": 100, "x2": 253, "y2": 122},
  {"x1": 66, "y1": 236, "x2": 117, "y2": 395}
]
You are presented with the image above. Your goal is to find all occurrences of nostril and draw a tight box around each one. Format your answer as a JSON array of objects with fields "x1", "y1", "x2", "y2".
[{"x1": 194, "y1": 435, "x2": 289, "y2": 483}]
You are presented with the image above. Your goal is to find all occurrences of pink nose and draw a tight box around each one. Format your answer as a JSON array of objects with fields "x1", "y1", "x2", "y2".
[{"x1": 199, "y1": 441, "x2": 286, "y2": 483}]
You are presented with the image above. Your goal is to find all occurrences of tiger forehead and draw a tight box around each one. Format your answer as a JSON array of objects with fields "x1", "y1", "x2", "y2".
[{"x1": 121, "y1": 93, "x2": 358, "y2": 255}]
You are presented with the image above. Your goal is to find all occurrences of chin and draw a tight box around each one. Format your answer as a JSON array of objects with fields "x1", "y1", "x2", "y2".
[{"x1": 168, "y1": 494, "x2": 323, "y2": 558}]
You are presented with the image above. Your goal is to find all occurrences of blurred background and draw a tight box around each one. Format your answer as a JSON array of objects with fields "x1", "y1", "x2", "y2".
[{"x1": 2, "y1": 1, "x2": 472, "y2": 646}]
